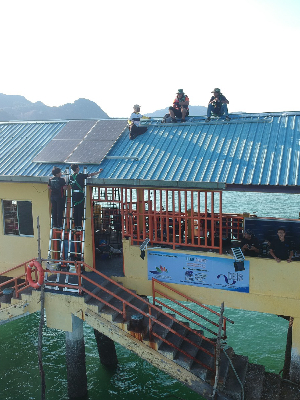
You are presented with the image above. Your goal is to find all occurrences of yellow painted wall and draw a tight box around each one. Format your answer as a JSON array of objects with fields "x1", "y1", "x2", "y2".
[
  {"x1": 0, "y1": 182, "x2": 93, "y2": 276},
  {"x1": 117, "y1": 239, "x2": 300, "y2": 319}
]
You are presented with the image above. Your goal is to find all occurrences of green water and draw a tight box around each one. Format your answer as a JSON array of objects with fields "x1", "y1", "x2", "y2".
[
  {"x1": 0, "y1": 311, "x2": 288, "y2": 400},
  {"x1": 1, "y1": 191, "x2": 298, "y2": 399}
]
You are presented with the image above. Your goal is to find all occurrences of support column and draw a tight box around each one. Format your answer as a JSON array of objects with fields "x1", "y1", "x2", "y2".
[
  {"x1": 94, "y1": 329, "x2": 118, "y2": 367},
  {"x1": 65, "y1": 315, "x2": 88, "y2": 398},
  {"x1": 290, "y1": 316, "x2": 300, "y2": 383}
]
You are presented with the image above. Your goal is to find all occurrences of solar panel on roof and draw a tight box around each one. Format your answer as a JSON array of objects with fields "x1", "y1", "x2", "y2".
[
  {"x1": 33, "y1": 120, "x2": 97, "y2": 162},
  {"x1": 53, "y1": 120, "x2": 97, "y2": 140},
  {"x1": 85, "y1": 120, "x2": 128, "y2": 140},
  {"x1": 66, "y1": 120, "x2": 128, "y2": 163},
  {"x1": 33, "y1": 140, "x2": 79, "y2": 163},
  {"x1": 33, "y1": 119, "x2": 128, "y2": 164},
  {"x1": 67, "y1": 141, "x2": 115, "y2": 164}
]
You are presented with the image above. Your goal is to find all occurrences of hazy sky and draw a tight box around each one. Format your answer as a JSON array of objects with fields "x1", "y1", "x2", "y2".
[{"x1": 0, "y1": 0, "x2": 299, "y2": 117}]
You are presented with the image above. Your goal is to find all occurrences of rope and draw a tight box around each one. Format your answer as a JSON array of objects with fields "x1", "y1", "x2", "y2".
[{"x1": 221, "y1": 344, "x2": 244, "y2": 400}]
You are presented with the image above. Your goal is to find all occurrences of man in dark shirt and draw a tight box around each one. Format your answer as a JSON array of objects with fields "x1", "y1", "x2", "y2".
[
  {"x1": 269, "y1": 228, "x2": 293, "y2": 263},
  {"x1": 70, "y1": 164, "x2": 103, "y2": 229},
  {"x1": 48, "y1": 167, "x2": 67, "y2": 228},
  {"x1": 206, "y1": 88, "x2": 230, "y2": 122},
  {"x1": 241, "y1": 229, "x2": 260, "y2": 257}
]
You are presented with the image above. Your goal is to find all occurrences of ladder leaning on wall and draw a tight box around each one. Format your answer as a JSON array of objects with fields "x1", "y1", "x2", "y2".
[{"x1": 46, "y1": 167, "x2": 88, "y2": 292}]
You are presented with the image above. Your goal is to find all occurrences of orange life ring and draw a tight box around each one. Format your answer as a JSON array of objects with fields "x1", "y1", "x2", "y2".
[{"x1": 27, "y1": 261, "x2": 44, "y2": 289}]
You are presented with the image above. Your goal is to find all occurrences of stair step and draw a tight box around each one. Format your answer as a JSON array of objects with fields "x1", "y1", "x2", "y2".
[
  {"x1": 223, "y1": 354, "x2": 249, "y2": 400},
  {"x1": 158, "y1": 321, "x2": 189, "y2": 360},
  {"x1": 243, "y1": 362, "x2": 265, "y2": 400},
  {"x1": 124, "y1": 295, "x2": 151, "y2": 322},
  {"x1": 260, "y1": 372, "x2": 281, "y2": 400},
  {"x1": 152, "y1": 314, "x2": 176, "y2": 347},
  {"x1": 175, "y1": 329, "x2": 204, "y2": 369},
  {"x1": 101, "y1": 289, "x2": 136, "y2": 321},
  {"x1": 279, "y1": 379, "x2": 300, "y2": 400},
  {"x1": 192, "y1": 338, "x2": 216, "y2": 382},
  {"x1": 84, "y1": 280, "x2": 110, "y2": 303},
  {"x1": 85, "y1": 281, "x2": 123, "y2": 312}
]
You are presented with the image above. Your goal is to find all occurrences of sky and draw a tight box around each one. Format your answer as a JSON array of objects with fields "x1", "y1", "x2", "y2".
[{"x1": 0, "y1": 0, "x2": 299, "y2": 118}]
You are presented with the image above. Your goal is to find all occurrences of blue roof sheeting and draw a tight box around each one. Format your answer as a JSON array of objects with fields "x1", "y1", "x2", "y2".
[
  {"x1": 0, "y1": 121, "x2": 66, "y2": 177},
  {"x1": 1, "y1": 113, "x2": 300, "y2": 188},
  {"x1": 98, "y1": 113, "x2": 300, "y2": 187}
]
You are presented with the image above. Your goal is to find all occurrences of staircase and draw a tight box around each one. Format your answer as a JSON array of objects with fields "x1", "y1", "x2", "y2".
[
  {"x1": 80, "y1": 273, "x2": 300, "y2": 400},
  {"x1": 1, "y1": 260, "x2": 300, "y2": 399}
]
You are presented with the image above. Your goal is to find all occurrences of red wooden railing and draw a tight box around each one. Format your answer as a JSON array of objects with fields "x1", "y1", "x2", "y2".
[{"x1": 0, "y1": 259, "x2": 234, "y2": 376}]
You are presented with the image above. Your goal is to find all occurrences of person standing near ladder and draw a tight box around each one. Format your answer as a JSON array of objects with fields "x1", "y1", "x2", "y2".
[{"x1": 70, "y1": 164, "x2": 103, "y2": 230}]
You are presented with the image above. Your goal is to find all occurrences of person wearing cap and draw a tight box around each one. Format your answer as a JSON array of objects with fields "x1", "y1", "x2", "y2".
[
  {"x1": 205, "y1": 88, "x2": 230, "y2": 122},
  {"x1": 240, "y1": 229, "x2": 260, "y2": 257},
  {"x1": 169, "y1": 89, "x2": 189, "y2": 123},
  {"x1": 128, "y1": 104, "x2": 149, "y2": 140}
]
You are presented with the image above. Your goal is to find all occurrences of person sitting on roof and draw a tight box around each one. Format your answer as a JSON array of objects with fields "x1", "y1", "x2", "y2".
[
  {"x1": 169, "y1": 89, "x2": 189, "y2": 123},
  {"x1": 70, "y1": 164, "x2": 103, "y2": 230},
  {"x1": 128, "y1": 104, "x2": 149, "y2": 140},
  {"x1": 205, "y1": 88, "x2": 230, "y2": 122},
  {"x1": 48, "y1": 167, "x2": 67, "y2": 229}
]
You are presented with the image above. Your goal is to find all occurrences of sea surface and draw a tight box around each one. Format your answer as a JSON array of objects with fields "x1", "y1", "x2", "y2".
[{"x1": 1, "y1": 191, "x2": 299, "y2": 400}]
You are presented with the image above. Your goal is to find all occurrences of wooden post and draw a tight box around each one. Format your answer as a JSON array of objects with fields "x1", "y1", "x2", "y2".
[
  {"x1": 212, "y1": 302, "x2": 224, "y2": 400},
  {"x1": 37, "y1": 216, "x2": 46, "y2": 400}
]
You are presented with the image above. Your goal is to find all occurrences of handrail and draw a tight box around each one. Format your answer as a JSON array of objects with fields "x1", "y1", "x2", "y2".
[
  {"x1": 1, "y1": 258, "x2": 236, "y2": 377},
  {"x1": 152, "y1": 279, "x2": 233, "y2": 340},
  {"x1": 43, "y1": 260, "x2": 217, "y2": 370},
  {"x1": 152, "y1": 278, "x2": 234, "y2": 323},
  {"x1": 0, "y1": 259, "x2": 34, "y2": 298}
]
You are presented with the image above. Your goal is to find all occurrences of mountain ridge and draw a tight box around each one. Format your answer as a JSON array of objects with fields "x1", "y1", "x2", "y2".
[
  {"x1": 0, "y1": 93, "x2": 208, "y2": 121},
  {"x1": 0, "y1": 94, "x2": 109, "y2": 121}
]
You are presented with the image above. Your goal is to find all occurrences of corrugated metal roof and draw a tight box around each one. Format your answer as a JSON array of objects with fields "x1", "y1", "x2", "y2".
[
  {"x1": 97, "y1": 113, "x2": 300, "y2": 187},
  {"x1": 0, "y1": 121, "x2": 66, "y2": 176},
  {"x1": 1, "y1": 113, "x2": 300, "y2": 188}
]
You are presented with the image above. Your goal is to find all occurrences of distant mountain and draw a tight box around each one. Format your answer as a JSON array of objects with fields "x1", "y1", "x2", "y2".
[
  {"x1": 145, "y1": 105, "x2": 207, "y2": 118},
  {"x1": 0, "y1": 94, "x2": 109, "y2": 121}
]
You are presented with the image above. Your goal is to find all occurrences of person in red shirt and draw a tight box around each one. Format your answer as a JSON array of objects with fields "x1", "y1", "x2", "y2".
[{"x1": 169, "y1": 89, "x2": 189, "y2": 123}]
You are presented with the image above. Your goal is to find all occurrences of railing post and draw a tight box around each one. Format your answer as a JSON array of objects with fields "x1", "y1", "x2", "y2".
[
  {"x1": 148, "y1": 304, "x2": 152, "y2": 341},
  {"x1": 212, "y1": 302, "x2": 225, "y2": 400},
  {"x1": 152, "y1": 278, "x2": 155, "y2": 305},
  {"x1": 77, "y1": 262, "x2": 82, "y2": 294}
]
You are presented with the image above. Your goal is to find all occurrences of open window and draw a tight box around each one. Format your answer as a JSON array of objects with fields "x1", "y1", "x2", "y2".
[{"x1": 2, "y1": 200, "x2": 34, "y2": 236}]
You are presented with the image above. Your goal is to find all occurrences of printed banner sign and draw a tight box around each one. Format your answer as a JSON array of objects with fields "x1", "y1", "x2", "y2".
[{"x1": 147, "y1": 251, "x2": 249, "y2": 293}]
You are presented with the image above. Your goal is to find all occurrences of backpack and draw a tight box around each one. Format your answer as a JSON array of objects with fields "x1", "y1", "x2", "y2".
[{"x1": 162, "y1": 114, "x2": 172, "y2": 123}]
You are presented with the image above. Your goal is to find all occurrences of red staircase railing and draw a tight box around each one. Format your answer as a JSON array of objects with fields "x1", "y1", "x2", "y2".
[
  {"x1": 0, "y1": 259, "x2": 234, "y2": 376},
  {"x1": 0, "y1": 259, "x2": 34, "y2": 298},
  {"x1": 152, "y1": 278, "x2": 234, "y2": 339}
]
